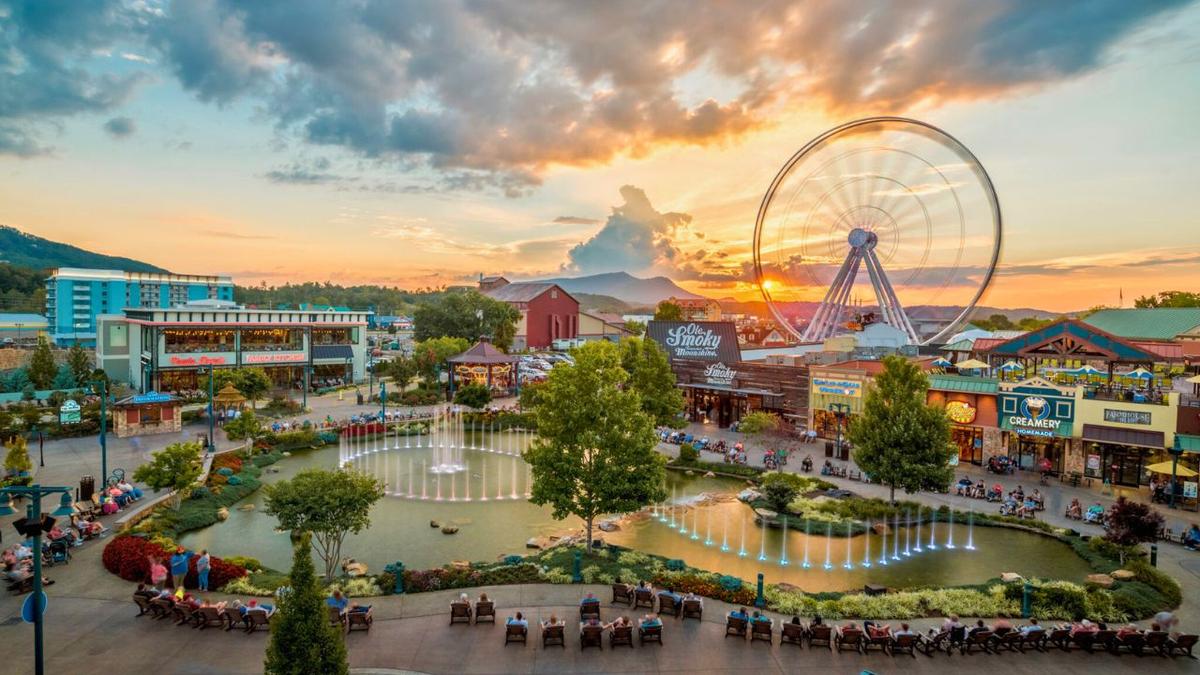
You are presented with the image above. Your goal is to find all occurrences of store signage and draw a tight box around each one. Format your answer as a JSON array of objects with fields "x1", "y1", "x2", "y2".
[
  {"x1": 244, "y1": 352, "x2": 306, "y2": 364},
  {"x1": 665, "y1": 324, "x2": 722, "y2": 357},
  {"x1": 703, "y1": 362, "x2": 737, "y2": 386},
  {"x1": 1086, "y1": 454, "x2": 1101, "y2": 473},
  {"x1": 1103, "y1": 408, "x2": 1151, "y2": 426},
  {"x1": 1008, "y1": 396, "x2": 1063, "y2": 436},
  {"x1": 646, "y1": 321, "x2": 741, "y2": 363},
  {"x1": 946, "y1": 400, "x2": 977, "y2": 425},
  {"x1": 1185, "y1": 482, "x2": 1198, "y2": 500},
  {"x1": 812, "y1": 377, "x2": 861, "y2": 398},
  {"x1": 168, "y1": 355, "x2": 227, "y2": 366},
  {"x1": 59, "y1": 400, "x2": 80, "y2": 425}
]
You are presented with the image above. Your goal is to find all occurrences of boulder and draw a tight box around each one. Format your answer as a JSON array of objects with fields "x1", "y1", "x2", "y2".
[
  {"x1": 598, "y1": 520, "x2": 620, "y2": 532},
  {"x1": 525, "y1": 538, "x2": 543, "y2": 550},
  {"x1": 237, "y1": 503, "x2": 255, "y2": 511},
  {"x1": 872, "y1": 522, "x2": 891, "y2": 536},
  {"x1": 704, "y1": 471, "x2": 715, "y2": 478},
  {"x1": 754, "y1": 508, "x2": 779, "y2": 519},
  {"x1": 281, "y1": 451, "x2": 292, "y2": 457},
  {"x1": 430, "y1": 520, "x2": 440, "y2": 528},
  {"x1": 1111, "y1": 569, "x2": 1136, "y2": 581},
  {"x1": 216, "y1": 507, "x2": 229, "y2": 521},
  {"x1": 685, "y1": 470, "x2": 695, "y2": 476},
  {"x1": 1000, "y1": 572, "x2": 1023, "y2": 583},
  {"x1": 1086, "y1": 573, "x2": 1115, "y2": 588}
]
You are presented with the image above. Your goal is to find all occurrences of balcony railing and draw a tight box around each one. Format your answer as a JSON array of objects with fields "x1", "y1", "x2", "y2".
[{"x1": 1081, "y1": 386, "x2": 1171, "y2": 406}]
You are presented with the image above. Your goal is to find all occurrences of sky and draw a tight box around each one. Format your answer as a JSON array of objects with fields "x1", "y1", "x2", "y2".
[{"x1": 0, "y1": 0, "x2": 1198, "y2": 312}]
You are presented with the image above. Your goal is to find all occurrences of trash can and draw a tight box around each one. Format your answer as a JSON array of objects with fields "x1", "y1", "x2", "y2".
[
  {"x1": 824, "y1": 441, "x2": 834, "y2": 458},
  {"x1": 79, "y1": 475, "x2": 95, "y2": 502}
]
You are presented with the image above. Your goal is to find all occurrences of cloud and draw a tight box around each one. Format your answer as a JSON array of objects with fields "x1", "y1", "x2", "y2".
[
  {"x1": 103, "y1": 116, "x2": 136, "y2": 138},
  {"x1": 564, "y1": 185, "x2": 692, "y2": 275},
  {"x1": 263, "y1": 157, "x2": 344, "y2": 185},
  {"x1": 553, "y1": 216, "x2": 602, "y2": 226},
  {"x1": 120, "y1": 52, "x2": 154, "y2": 64},
  {"x1": 198, "y1": 229, "x2": 277, "y2": 241}
]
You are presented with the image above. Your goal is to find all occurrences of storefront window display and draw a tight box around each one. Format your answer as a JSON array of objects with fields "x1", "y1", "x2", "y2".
[
  {"x1": 952, "y1": 426, "x2": 983, "y2": 465},
  {"x1": 312, "y1": 328, "x2": 354, "y2": 345},
  {"x1": 164, "y1": 328, "x2": 234, "y2": 354},
  {"x1": 241, "y1": 328, "x2": 303, "y2": 352},
  {"x1": 1011, "y1": 434, "x2": 1067, "y2": 474}
]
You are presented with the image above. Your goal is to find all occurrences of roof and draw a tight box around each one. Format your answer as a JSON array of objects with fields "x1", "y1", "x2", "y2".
[
  {"x1": 941, "y1": 339, "x2": 975, "y2": 352},
  {"x1": 448, "y1": 340, "x2": 518, "y2": 364},
  {"x1": 971, "y1": 337, "x2": 1006, "y2": 352},
  {"x1": 977, "y1": 319, "x2": 1167, "y2": 362},
  {"x1": 483, "y1": 282, "x2": 575, "y2": 304},
  {"x1": 1083, "y1": 308, "x2": 1200, "y2": 340},
  {"x1": 0, "y1": 313, "x2": 47, "y2": 325},
  {"x1": 928, "y1": 374, "x2": 999, "y2": 394}
]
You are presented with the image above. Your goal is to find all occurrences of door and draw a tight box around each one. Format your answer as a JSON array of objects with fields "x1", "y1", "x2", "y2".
[{"x1": 1111, "y1": 447, "x2": 1145, "y2": 487}]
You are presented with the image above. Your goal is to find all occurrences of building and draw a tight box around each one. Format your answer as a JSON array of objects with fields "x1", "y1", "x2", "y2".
[
  {"x1": 447, "y1": 338, "x2": 519, "y2": 395},
  {"x1": 662, "y1": 296, "x2": 721, "y2": 322},
  {"x1": 46, "y1": 268, "x2": 234, "y2": 346},
  {"x1": 95, "y1": 299, "x2": 370, "y2": 394},
  {"x1": 1082, "y1": 308, "x2": 1200, "y2": 342},
  {"x1": 0, "y1": 313, "x2": 48, "y2": 344},
  {"x1": 480, "y1": 279, "x2": 579, "y2": 350},
  {"x1": 927, "y1": 374, "x2": 1001, "y2": 466},
  {"x1": 577, "y1": 312, "x2": 633, "y2": 343}
]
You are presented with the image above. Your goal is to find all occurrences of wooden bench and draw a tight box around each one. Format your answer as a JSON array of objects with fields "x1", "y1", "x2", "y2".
[
  {"x1": 962, "y1": 630, "x2": 993, "y2": 654},
  {"x1": 195, "y1": 606, "x2": 225, "y2": 630},
  {"x1": 244, "y1": 609, "x2": 271, "y2": 634}
]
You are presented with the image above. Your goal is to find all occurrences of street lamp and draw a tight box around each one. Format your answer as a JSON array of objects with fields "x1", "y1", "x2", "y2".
[
  {"x1": 1169, "y1": 435, "x2": 1184, "y2": 509},
  {"x1": 91, "y1": 377, "x2": 109, "y2": 488},
  {"x1": 29, "y1": 425, "x2": 43, "y2": 468},
  {"x1": 203, "y1": 365, "x2": 215, "y2": 454},
  {"x1": 0, "y1": 484, "x2": 75, "y2": 675},
  {"x1": 829, "y1": 402, "x2": 851, "y2": 460}
]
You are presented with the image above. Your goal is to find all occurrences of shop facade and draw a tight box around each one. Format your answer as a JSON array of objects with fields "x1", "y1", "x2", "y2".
[
  {"x1": 998, "y1": 377, "x2": 1077, "y2": 475},
  {"x1": 808, "y1": 365, "x2": 869, "y2": 443},
  {"x1": 927, "y1": 374, "x2": 1001, "y2": 466},
  {"x1": 111, "y1": 391, "x2": 182, "y2": 438},
  {"x1": 1076, "y1": 391, "x2": 1179, "y2": 486}
]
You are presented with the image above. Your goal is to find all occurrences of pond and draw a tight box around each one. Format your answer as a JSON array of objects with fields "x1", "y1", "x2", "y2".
[{"x1": 180, "y1": 430, "x2": 1093, "y2": 592}]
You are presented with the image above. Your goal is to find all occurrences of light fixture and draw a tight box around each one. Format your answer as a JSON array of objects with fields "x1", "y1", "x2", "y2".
[{"x1": 52, "y1": 492, "x2": 75, "y2": 517}]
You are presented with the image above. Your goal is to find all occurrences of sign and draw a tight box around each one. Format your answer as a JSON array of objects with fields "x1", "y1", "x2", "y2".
[
  {"x1": 812, "y1": 377, "x2": 862, "y2": 398},
  {"x1": 21, "y1": 591, "x2": 47, "y2": 623},
  {"x1": 243, "y1": 352, "x2": 307, "y2": 364},
  {"x1": 1001, "y1": 390, "x2": 1073, "y2": 437},
  {"x1": 1086, "y1": 454, "x2": 1101, "y2": 473},
  {"x1": 1185, "y1": 482, "x2": 1198, "y2": 499},
  {"x1": 646, "y1": 321, "x2": 741, "y2": 363},
  {"x1": 168, "y1": 355, "x2": 227, "y2": 366},
  {"x1": 1103, "y1": 408, "x2": 1151, "y2": 426},
  {"x1": 945, "y1": 400, "x2": 977, "y2": 425},
  {"x1": 703, "y1": 362, "x2": 737, "y2": 386},
  {"x1": 59, "y1": 399, "x2": 81, "y2": 425}
]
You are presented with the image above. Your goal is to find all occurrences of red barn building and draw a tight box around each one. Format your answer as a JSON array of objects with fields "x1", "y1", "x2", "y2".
[{"x1": 481, "y1": 278, "x2": 579, "y2": 350}]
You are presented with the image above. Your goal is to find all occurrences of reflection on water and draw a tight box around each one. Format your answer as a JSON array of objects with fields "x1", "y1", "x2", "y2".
[{"x1": 181, "y1": 432, "x2": 1091, "y2": 590}]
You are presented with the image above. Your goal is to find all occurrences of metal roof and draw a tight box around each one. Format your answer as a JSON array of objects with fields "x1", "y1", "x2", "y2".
[
  {"x1": 483, "y1": 282, "x2": 574, "y2": 304},
  {"x1": 1083, "y1": 308, "x2": 1200, "y2": 340},
  {"x1": 940, "y1": 339, "x2": 975, "y2": 352},
  {"x1": 928, "y1": 374, "x2": 999, "y2": 394},
  {"x1": 0, "y1": 313, "x2": 47, "y2": 325}
]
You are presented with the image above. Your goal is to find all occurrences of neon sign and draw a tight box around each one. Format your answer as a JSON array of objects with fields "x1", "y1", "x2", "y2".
[
  {"x1": 168, "y1": 355, "x2": 227, "y2": 366},
  {"x1": 243, "y1": 353, "x2": 306, "y2": 364}
]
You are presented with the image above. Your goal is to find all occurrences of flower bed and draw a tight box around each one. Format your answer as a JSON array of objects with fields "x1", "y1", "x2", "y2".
[{"x1": 102, "y1": 534, "x2": 247, "y2": 589}]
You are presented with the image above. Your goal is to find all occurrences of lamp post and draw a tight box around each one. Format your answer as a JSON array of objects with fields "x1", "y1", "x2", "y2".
[
  {"x1": 32, "y1": 425, "x2": 43, "y2": 468},
  {"x1": 205, "y1": 365, "x2": 215, "y2": 454},
  {"x1": 93, "y1": 377, "x2": 108, "y2": 487},
  {"x1": 829, "y1": 402, "x2": 851, "y2": 460},
  {"x1": 0, "y1": 485, "x2": 76, "y2": 675},
  {"x1": 380, "y1": 380, "x2": 387, "y2": 421},
  {"x1": 1169, "y1": 435, "x2": 1184, "y2": 509},
  {"x1": 302, "y1": 365, "x2": 310, "y2": 411}
]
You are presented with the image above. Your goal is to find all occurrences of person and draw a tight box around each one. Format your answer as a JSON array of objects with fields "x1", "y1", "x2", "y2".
[
  {"x1": 1183, "y1": 525, "x2": 1200, "y2": 550},
  {"x1": 656, "y1": 587, "x2": 680, "y2": 606},
  {"x1": 751, "y1": 610, "x2": 771, "y2": 625},
  {"x1": 541, "y1": 613, "x2": 563, "y2": 629},
  {"x1": 1085, "y1": 502, "x2": 1105, "y2": 523},
  {"x1": 580, "y1": 614, "x2": 602, "y2": 634},
  {"x1": 893, "y1": 622, "x2": 915, "y2": 638},
  {"x1": 1068, "y1": 619, "x2": 1097, "y2": 636},
  {"x1": 943, "y1": 615, "x2": 962, "y2": 632},
  {"x1": 327, "y1": 589, "x2": 350, "y2": 615},
  {"x1": 992, "y1": 617, "x2": 1012, "y2": 633},
  {"x1": 811, "y1": 614, "x2": 824, "y2": 627},
  {"x1": 149, "y1": 556, "x2": 168, "y2": 589},
  {"x1": 1066, "y1": 498, "x2": 1083, "y2": 520},
  {"x1": 729, "y1": 606, "x2": 750, "y2": 622},
  {"x1": 1116, "y1": 623, "x2": 1142, "y2": 639},
  {"x1": 640, "y1": 613, "x2": 662, "y2": 629},
  {"x1": 507, "y1": 611, "x2": 527, "y2": 628},
  {"x1": 196, "y1": 550, "x2": 211, "y2": 592},
  {"x1": 1030, "y1": 489, "x2": 1044, "y2": 510},
  {"x1": 134, "y1": 583, "x2": 157, "y2": 600},
  {"x1": 169, "y1": 547, "x2": 191, "y2": 589},
  {"x1": 790, "y1": 616, "x2": 803, "y2": 625},
  {"x1": 581, "y1": 591, "x2": 600, "y2": 606},
  {"x1": 1019, "y1": 618, "x2": 1041, "y2": 635},
  {"x1": 1154, "y1": 610, "x2": 1179, "y2": 633},
  {"x1": 478, "y1": 592, "x2": 490, "y2": 605},
  {"x1": 683, "y1": 590, "x2": 702, "y2": 609},
  {"x1": 968, "y1": 619, "x2": 988, "y2": 637}
]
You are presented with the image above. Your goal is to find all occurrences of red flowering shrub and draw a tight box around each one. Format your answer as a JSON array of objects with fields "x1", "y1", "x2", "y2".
[
  {"x1": 211, "y1": 453, "x2": 244, "y2": 474},
  {"x1": 651, "y1": 572, "x2": 756, "y2": 606},
  {"x1": 102, "y1": 535, "x2": 247, "y2": 588}
]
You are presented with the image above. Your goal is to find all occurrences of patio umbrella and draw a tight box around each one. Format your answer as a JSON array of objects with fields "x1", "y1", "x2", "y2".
[
  {"x1": 1074, "y1": 365, "x2": 1103, "y2": 376},
  {"x1": 1121, "y1": 367, "x2": 1153, "y2": 380},
  {"x1": 999, "y1": 361, "x2": 1024, "y2": 372},
  {"x1": 932, "y1": 357, "x2": 953, "y2": 368},
  {"x1": 955, "y1": 358, "x2": 990, "y2": 370},
  {"x1": 1185, "y1": 374, "x2": 1200, "y2": 384},
  {"x1": 1145, "y1": 461, "x2": 1198, "y2": 478}
]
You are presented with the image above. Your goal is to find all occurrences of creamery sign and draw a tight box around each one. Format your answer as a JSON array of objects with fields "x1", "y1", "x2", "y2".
[{"x1": 999, "y1": 378, "x2": 1074, "y2": 438}]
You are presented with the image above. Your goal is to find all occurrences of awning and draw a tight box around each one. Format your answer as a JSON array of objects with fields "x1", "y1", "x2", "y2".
[
  {"x1": 1081, "y1": 423, "x2": 1165, "y2": 450},
  {"x1": 679, "y1": 382, "x2": 781, "y2": 397},
  {"x1": 1178, "y1": 434, "x2": 1200, "y2": 453},
  {"x1": 312, "y1": 344, "x2": 354, "y2": 360}
]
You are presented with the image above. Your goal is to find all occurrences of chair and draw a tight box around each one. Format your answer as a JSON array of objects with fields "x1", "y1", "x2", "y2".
[
  {"x1": 328, "y1": 605, "x2": 346, "y2": 630},
  {"x1": 725, "y1": 616, "x2": 748, "y2": 639},
  {"x1": 542, "y1": 623, "x2": 564, "y2": 648},
  {"x1": 962, "y1": 630, "x2": 993, "y2": 654},
  {"x1": 1046, "y1": 628, "x2": 1071, "y2": 651},
  {"x1": 1111, "y1": 632, "x2": 1146, "y2": 656},
  {"x1": 891, "y1": 634, "x2": 918, "y2": 658},
  {"x1": 1019, "y1": 629, "x2": 1046, "y2": 652},
  {"x1": 658, "y1": 595, "x2": 681, "y2": 618},
  {"x1": 681, "y1": 599, "x2": 702, "y2": 621},
  {"x1": 244, "y1": 609, "x2": 271, "y2": 634},
  {"x1": 450, "y1": 602, "x2": 472, "y2": 625},
  {"x1": 580, "y1": 603, "x2": 601, "y2": 621},
  {"x1": 505, "y1": 624, "x2": 527, "y2": 646},
  {"x1": 150, "y1": 598, "x2": 175, "y2": 620},
  {"x1": 1143, "y1": 631, "x2": 1170, "y2": 656},
  {"x1": 781, "y1": 622, "x2": 804, "y2": 647},
  {"x1": 1089, "y1": 630, "x2": 1117, "y2": 653},
  {"x1": 634, "y1": 588, "x2": 654, "y2": 609},
  {"x1": 221, "y1": 608, "x2": 245, "y2": 631},
  {"x1": 196, "y1": 606, "x2": 225, "y2": 630},
  {"x1": 992, "y1": 630, "x2": 1022, "y2": 652},
  {"x1": 347, "y1": 609, "x2": 373, "y2": 632},
  {"x1": 1070, "y1": 630, "x2": 1098, "y2": 652},
  {"x1": 808, "y1": 624, "x2": 833, "y2": 650},
  {"x1": 611, "y1": 584, "x2": 633, "y2": 605},
  {"x1": 1166, "y1": 634, "x2": 1198, "y2": 658},
  {"x1": 751, "y1": 620, "x2": 773, "y2": 645},
  {"x1": 835, "y1": 628, "x2": 864, "y2": 653},
  {"x1": 474, "y1": 601, "x2": 495, "y2": 624},
  {"x1": 611, "y1": 624, "x2": 634, "y2": 648},
  {"x1": 639, "y1": 624, "x2": 663, "y2": 645},
  {"x1": 864, "y1": 628, "x2": 890, "y2": 654},
  {"x1": 133, "y1": 594, "x2": 154, "y2": 617},
  {"x1": 581, "y1": 625, "x2": 604, "y2": 650}
]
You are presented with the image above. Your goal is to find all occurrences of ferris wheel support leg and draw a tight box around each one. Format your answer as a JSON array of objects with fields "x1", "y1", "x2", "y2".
[
  {"x1": 828, "y1": 250, "x2": 862, "y2": 337},
  {"x1": 802, "y1": 249, "x2": 859, "y2": 341},
  {"x1": 865, "y1": 250, "x2": 920, "y2": 344}
]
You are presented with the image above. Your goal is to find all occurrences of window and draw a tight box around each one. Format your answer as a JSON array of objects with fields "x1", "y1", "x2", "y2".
[{"x1": 551, "y1": 289, "x2": 558, "y2": 299}]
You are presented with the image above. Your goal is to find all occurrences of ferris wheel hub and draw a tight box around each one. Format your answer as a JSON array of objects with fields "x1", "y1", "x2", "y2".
[{"x1": 847, "y1": 227, "x2": 877, "y2": 250}]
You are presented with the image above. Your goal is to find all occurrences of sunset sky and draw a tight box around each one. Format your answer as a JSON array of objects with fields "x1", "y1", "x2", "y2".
[{"x1": 1, "y1": 1, "x2": 1198, "y2": 312}]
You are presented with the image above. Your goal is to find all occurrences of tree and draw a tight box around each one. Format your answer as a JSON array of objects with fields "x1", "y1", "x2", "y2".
[
  {"x1": 1103, "y1": 497, "x2": 1165, "y2": 563},
  {"x1": 67, "y1": 343, "x2": 92, "y2": 385},
  {"x1": 848, "y1": 355, "x2": 954, "y2": 503},
  {"x1": 383, "y1": 355, "x2": 418, "y2": 390},
  {"x1": 619, "y1": 337, "x2": 684, "y2": 427},
  {"x1": 264, "y1": 532, "x2": 349, "y2": 675},
  {"x1": 1017, "y1": 317, "x2": 1054, "y2": 331},
  {"x1": 264, "y1": 468, "x2": 385, "y2": 581},
  {"x1": 623, "y1": 320, "x2": 646, "y2": 336},
  {"x1": 453, "y1": 382, "x2": 492, "y2": 409},
  {"x1": 224, "y1": 409, "x2": 268, "y2": 446},
  {"x1": 654, "y1": 301, "x2": 683, "y2": 321},
  {"x1": 1135, "y1": 291, "x2": 1200, "y2": 308},
  {"x1": 972, "y1": 313, "x2": 1016, "y2": 331},
  {"x1": 27, "y1": 335, "x2": 56, "y2": 389},
  {"x1": 523, "y1": 341, "x2": 666, "y2": 555},
  {"x1": 412, "y1": 290, "x2": 521, "y2": 351},
  {"x1": 52, "y1": 364, "x2": 75, "y2": 390},
  {"x1": 3, "y1": 436, "x2": 32, "y2": 476},
  {"x1": 737, "y1": 411, "x2": 782, "y2": 435},
  {"x1": 132, "y1": 441, "x2": 204, "y2": 508},
  {"x1": 412, "y1": 337, "x2": 470, "y2": 384},
  {"x1": 762, "y1": 479, "x2": 797, "y2": 513},
  {"x1": 214, "y1": 367, "x2": 272, "y2": 408}
]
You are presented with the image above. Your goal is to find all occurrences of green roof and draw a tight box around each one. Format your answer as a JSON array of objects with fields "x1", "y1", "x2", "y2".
[
  {"x1": 928, "y1": 374, "x2": 999, "y2": 394},
  {"x1": 941, "y1": 339, "x2": 974, "y2": 352},
  {"x1": 1179, "y1": 434, "x2": 1200, "y2": 454},
  {"x1": 1083, "y1": 308, "x2": 1200, "y2": 340}
]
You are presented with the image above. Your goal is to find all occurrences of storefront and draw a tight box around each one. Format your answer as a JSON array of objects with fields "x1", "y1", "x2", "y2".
[
  {"x1": 998, "y1": 377, "x2": 1076, "y2": 474},
  {"x1": 670, "y1": 358, "x2": 809, "y2": 429},
  {"x1": 808, "y1": 365, "x2": 869, "y2": 441},
  {"x1": 1076, "y1": 393, "x2": 1178, "y2": 486},
  {"x1": 111, "y1": 392, "x2": 182, "y2": 438},
  {"x1": 927, "y1": 375, "x2": 1001, "y2": 466}
]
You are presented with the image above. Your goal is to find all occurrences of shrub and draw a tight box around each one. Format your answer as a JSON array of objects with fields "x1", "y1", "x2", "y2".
[
  {"x1": 541, "y1": 568, "x2": 572, "y2": 585},
  {"x1": 376, "y1": 571, "x2": 397, "y2": 595},
  {"x1": 453, "y1": 382, "x2": 492, "y2": 409},
  {"x1": 329, "y1": 577, "x2": 383, "y2": 597},
  {"x1": 225, "y1": 556, "x2": 264, "y2": 572},
  {"x1": 220, "y1": 575, "x2": 275, "y2": 597},
  {"x1": 678, "y1": 442, "x2": 698, "y2": 462},
  {"x1": 101, "y1": 535, "x2": 246, "y2": 589}
]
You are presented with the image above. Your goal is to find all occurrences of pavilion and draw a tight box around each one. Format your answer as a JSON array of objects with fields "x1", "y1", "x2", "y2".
[{"x1": 448, "y1": 339, "x2": 519, "y2": 396}]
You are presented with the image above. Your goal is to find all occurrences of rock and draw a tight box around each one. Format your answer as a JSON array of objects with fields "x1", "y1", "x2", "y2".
[
  {"x1": 237, "y1": 503, "x2": 255, "y2": 511},
  {"x1": 754, "y1": 508, "x2": 778, "y2": 519},
  {"x1": 1000, "y1": 572, "x2": 1023, "y2": 583},
  {"x1": 685, "y1": 470, "x2": 695, "y2": 476},
  {"x1": 450, "y1": 560, "x2": 470, "y2": 569},
  {"x1": 430, "y1": 520, "x2": 441, "y2": 528},
  {"x1": 281, "y1": 451, "x2": 292, "y2": 457},
  {"x1": 526, "y1": 538, "x2": 543, "y2": 550},
  {"x1": 598, "y1": 520, "x2": 620, "y2": 532},
  {"x1": 441, "y1": 526, "x2": 459, "y2": 534},
  {"x1": 216, "y1": 507, "x2": 229, "y2": 521},
  {"x1": 872, "y1": 522, "x2": 891, "y2": 536},
  {"x1": 344, "y1": 562, "x2": 368, "y2": 577},
  {"x1": 1111, "y1": 569, "x2": 1136, "y2": 581},
  {"x1": 1087, "y1": 573, "x2": 1115, "y2": 588},
  {"x1": 704, "y1": 471, "x2": 715, "y2": 478}
]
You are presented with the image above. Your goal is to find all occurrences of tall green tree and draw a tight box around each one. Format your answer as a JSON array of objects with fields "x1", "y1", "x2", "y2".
[
  {"x1": 523, "y1": 341, "x2": 666, "y2": 554},
  {"x1": 27, "y1": 335, "x2": 57, "y2": 389},
  {"x1": 3, "y1": 436, "x2": 32, "y2": 475},
  {"x1": 654, "y1": 301, "x2": 683, "y2": 321},
  {"x1": 623, "y1": 320, "x2": 646, "y2": 336},
  {"x1": 264, "y1": 532, "x2": 349, "y2": 675},
  {"x1": 66, "y1": 343, "x2": 92, "y2": 385},
  {"x1": 412, "y1": 290, "x2": 521, "y2": 351},
  {"x1": 1134, "y1": 291, "x2": 1200, "y2": 308},
  {"x1": 52, "y1": 364, "x2": 76, "y2": 390},
  {"x1": 214, "y1": 367, "x2": 272, "y2": 408},
  {"x1": 264, "y1": 468, "x2": 385, "y2": 581},
  {"x1": 618, "y1": 337, "x2": 684, "y2": 427},
  {"x1": 848, "y1": 355, "x2": 954, "y2": 503},
  {"x1": 132, "y1": 441, "x2": 203, "y2": 508},
  {"x1": 224, "y1": 409, "x2": 268, "y2": 450},
  {"x1": 382, "y1": 355, "x2": 418, "y2": 390},
  {"x1": 412, "y1": 337, "x2": 470, "y2": 384}
]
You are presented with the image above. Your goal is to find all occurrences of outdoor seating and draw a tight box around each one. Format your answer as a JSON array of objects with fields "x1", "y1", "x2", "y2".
[
  {"x1": 1089, "y1": 630, "x2": 1118, "y2": 653},
  {"x1": 244, "y1": 609, "x2": 271, "y2": 633},
  {"x1": 170, "y1": 604, "x2": 195, "y2": 626},
  {"x1": 195, "y1": 606, "x2": 225, "y2": 630},
  {"x1": 992, "y1": 630, "x2": 1021, "y2": 652},
  {"x1": 611, "y1": 584, "x2": 633, "y2": 605},
  {"x1": 725, "y1": 616, "x2": 748, "y2": 639},
  {"x1": 150, "y1": 598, "x2": 174, "y2": 620},
  {"x1": 835, "y1": 628, "x2": 864, "y2": 653},
  {"x1": 639, "y1": 624, "x2": 663, "y2": 645},
  {"x1": 1166, "y1": 633, "x2": 1198, "y2": 657},
  {"x1": 808, "y1": 624, "x2": 833, "y2": 650},
  {"x1": 132, "y1": 594, "x2": 154, "y2": 617},
  {"x1": 1111, "y1": 632, "x2": 1146, "y2": 656},
  {"x1": 347, "y1": 608, "x2": 372, "y2": 632},
  {"x1": 1143, "y1": 630, "x2": 1171, "y2": 655},
  {"x1": 634, "y1": 588, "x2": 654, "y2": 609},
  {"x1": 542, "y1": 624, "x2": 564, "y2": 648},
  {"x1": 474, "y1": 600, "x2": 495, "y2": 624},
  {"x1": 580, "y1": 624, "x2": 604, "y2": 650},
  {"x1": 450, "y1": 602, "x2": 472, "y2": 625},
  {"x1": 221, "y1": 608, "x2": 244, "y2": 631},
  {"x1": 864, "y1": 628, "x2": 890, "y2": 653},
  {"x1": 750, "y1": 620, "x2": 773, "y2": 644},
  {"x1": 505, "y1": 624, "x2": 527, "y2": 646},
  {"x1": 891, "y1": 634, "x2": 918, "y2": 657},
  {"x1": 658, "y1": 595, "x2": 681, "y2": 618},
  {"x1": 681, "y1": 599, "x2": 702, "y2": 621},
  {"x1": 962, "y1": 630, "x2": 993, "y2": 654},
  {"x1": 611, "y1": 624, "x2": 634, "y2": 648},
  {"x1": 1046, "y1": 628, "x2": 1071, "y2": 651},
  {"x1": 1018, "y1": 629, "x2": 1046, "y2": 652},
  {"x1": 580, "y1": 604, "x2": 601, "y2": 621},
  {"x1": 328, "y1": 605, "x2": 346, "y2": 629}
]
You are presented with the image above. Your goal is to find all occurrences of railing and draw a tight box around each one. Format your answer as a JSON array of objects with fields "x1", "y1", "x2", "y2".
[{"x1": 1081, "y1": 387, "x2": 1171, "y2": 406}]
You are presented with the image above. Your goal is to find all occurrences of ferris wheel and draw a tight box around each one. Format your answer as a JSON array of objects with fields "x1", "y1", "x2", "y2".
[{"x1": 752, "y1": 117, "x2": 1001, "y2": 345}]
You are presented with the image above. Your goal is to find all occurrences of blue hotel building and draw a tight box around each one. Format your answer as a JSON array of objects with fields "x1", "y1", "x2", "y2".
[{"x1": 46, "y1": 268, "x2": 234, "y2": 346}]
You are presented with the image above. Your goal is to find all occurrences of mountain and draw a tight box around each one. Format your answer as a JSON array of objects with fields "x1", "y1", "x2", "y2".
[
  {"x1": 572, "y1": 292, "x2": 638, "y2": 315},
  {"x1": 537, "y1": 271, "x2": 701, "y2": 305},
  {"x1": 0, "y1": 225, "x2": 167, "y2": 273}
]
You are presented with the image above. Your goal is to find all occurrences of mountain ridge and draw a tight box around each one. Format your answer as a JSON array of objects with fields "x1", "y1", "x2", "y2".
[
  {"x1": 534, "y1": 271, "x2": 701, "y2": 305},
  {"x1": 0, "y1": 224, "x2": 167, "y2": 273}
]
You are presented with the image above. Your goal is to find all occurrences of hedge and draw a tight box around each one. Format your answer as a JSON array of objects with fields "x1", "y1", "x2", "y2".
[{"x1": 102, "y1": 534, "x2": 247, "y2": 590}]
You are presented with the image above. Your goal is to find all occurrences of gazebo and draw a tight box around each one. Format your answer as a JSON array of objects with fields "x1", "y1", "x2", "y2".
[
  {"x1": 112, "y1": 391, "x2": 182, "y2": 438},
  {"x1": 448, "y1": 339, "x2": 519, "y2": 395},
  {"x1": 213, "y1": 383, "x2": 247, "y2": 416}
]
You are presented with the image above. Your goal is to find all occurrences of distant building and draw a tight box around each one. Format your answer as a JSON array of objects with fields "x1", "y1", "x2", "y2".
[
  {"x1": 0, "y1": 313, "x2": 48, "y2": 343},
  {"x1": 662, "y1": 296, "x2": 721, "y2": 321},
  {"x1": 47, "y1": 267, "x2": 234, "y2": 346},
  {"x1": 577, "y1": 312, "x2": 632, "y2": 343},
  {"x1": 480, "y1": 278, "x2": 579, "y2": 350},
  {"x1": 1082, "y1": 308, "x2": 1200, "y2": 342}
]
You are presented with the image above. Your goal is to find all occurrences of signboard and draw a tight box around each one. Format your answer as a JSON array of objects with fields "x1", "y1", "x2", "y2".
[
  {"x1": 646, "y1": 321, "x2": 740, "y2": 362},
  {"x1": 703, "y1": 362, "x2": 737, "y2": 386},
  {"x1": 1103, "y1": 408, "x2": 1151, "y2": 426},
  {"x1": 812, "y1": 377, "x2": 862, "y2": 398},
  {"x1": 21, "y1": 591, "x2": 47, "y2": 623},
  {"x1": 945, "y1": 400, "x2": 977, "y2": 425},
  {"x1": 59, "y1": 399, "x2": 80, "y2": 425},
  {"x1": 1000, "y1": 390, "x2": 1073, "y2": 437},
  {"x1": 243, "y1": 352, "x2": 307, "y2": 364},
  {"x1": 1086, "y1": 454, "x2": 1101, "y2": 473},
  {"x1": 168, "y1": 355, "x2": 227, "y2": 366},
  {"x1": 1185, "y1": 481, "x2": 1198, "y2": 500}
]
